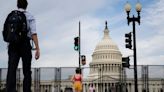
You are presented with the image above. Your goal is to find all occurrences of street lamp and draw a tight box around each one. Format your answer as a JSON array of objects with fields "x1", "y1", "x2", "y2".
[
  {"x1": 136, "y1": 2, "x2": 142, "y2": 12},
  {"x1": 125, "y1": 1, "x2": 142, "y2": 92}
]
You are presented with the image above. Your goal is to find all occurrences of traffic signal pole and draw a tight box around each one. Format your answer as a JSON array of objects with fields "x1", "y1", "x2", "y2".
[
  {"x1": 79, "y1": 21, "x2": 81, "y2": 69},
  {"x1": 74, "y1": 21, "x2": 86, "y2": 70}
]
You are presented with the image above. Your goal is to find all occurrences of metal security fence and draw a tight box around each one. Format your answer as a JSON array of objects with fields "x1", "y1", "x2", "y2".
[
  {"x1": 125, "y1": 65, "x2": 164, "y2": 92},
  {"x1": 0, "y1": 65, "x2": 164, "y2": 92},
  {"x1": 125, "y1": 65, "x2": 164, "y2": 79},
  {"x1": 0, "y1": 68, "x2": 7, "y2": 92}
]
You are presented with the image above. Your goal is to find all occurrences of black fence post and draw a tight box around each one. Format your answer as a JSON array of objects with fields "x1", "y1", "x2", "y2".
[
  {"x1": 34, "y1": 68, "x2": 40, "y2": 92},
  {"x1": 0, "y1": 69, "x2": 1, "y2": 91},
  {"x1": 16, "y1": 68, "x2": 21, "y2": 92},
  {"x1": 55, "y1": 68, "x2": 61, "y2": 92}
]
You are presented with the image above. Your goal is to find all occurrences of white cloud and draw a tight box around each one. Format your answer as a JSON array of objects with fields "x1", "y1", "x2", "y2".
[
  {"x1": 138, "y1": 55, "x2": 164, "y2": 65},
  {"x1": 141, "y1": 0, "x2": 164, "y2": 35},
  {"x1": 29, "y1": 0, "x2": 106, "y2": 18},
  {"x1": 31, "y1": 16, "x2": 104, "y2": 67},
  {"x1": 0, "y1": 0, "x2": 164, "y2": 69},
  {"x1": 0, "y1": 0, "x2": 109, "y2": 68},
  {"x1": 138, "y1": 35, "x2": 164, "y2": 56},
  {"x1": 143, "y1": 0, "x2": 164, "y2": 28},
  {"x1": 0, "y1": 50, "x2": 8, "y2": 68},
  {"x1": 136, "y1": 0, "x2": 164, "y2": 65}
]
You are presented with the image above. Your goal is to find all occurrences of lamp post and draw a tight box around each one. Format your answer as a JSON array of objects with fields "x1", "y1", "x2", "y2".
[{"x1": 125, "y1": 2, "x2": 142, "y2": 92}]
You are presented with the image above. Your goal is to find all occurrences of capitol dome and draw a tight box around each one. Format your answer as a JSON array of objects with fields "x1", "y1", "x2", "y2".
[
  {"x1": 91, "y1": 22, "x2": 122, "y2": 63},
  {"x1": 94, "y1": 26, "x2": 119, "y2": 52},
  {"x1": 88, "y1": 21, "x2": 122, "y2": 80}
]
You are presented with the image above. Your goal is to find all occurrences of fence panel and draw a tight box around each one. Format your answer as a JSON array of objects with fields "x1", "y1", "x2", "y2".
[{"x1": 0, "y1": 65, "x2": 164, "y2": 92}]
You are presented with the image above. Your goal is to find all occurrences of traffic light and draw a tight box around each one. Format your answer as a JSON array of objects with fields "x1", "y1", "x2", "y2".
[
  {"x1": 122, "y1": 57, "x2": 130, "y2": 68},
  {"x1": 125, "y1": 32, "x2": 132, "y2": 49},
  {"x1": 74, "y1": 37, "x2": 79, "y2": 51},
  {"x1": 81, "y1": 55, "x2": 86, "y2": 65}
]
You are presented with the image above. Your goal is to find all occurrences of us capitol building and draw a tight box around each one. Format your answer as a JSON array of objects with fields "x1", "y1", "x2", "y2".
[
  {"x1": 0, "y1": 22, "x2": 164, "y2": 92},
  {"x1": 70, "y1": 22, "x2": 163, "y2": 92}
]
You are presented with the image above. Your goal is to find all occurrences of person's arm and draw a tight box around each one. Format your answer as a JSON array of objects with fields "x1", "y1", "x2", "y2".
[
  {"x1": 32, "y1": 34, "x2": 40, "y2": 60},
  {"x1": 27, "y1": 12, "x2": 40, "y2": 60},
  {"x1": 71, "y1": 75, "x2": 75, "y2": 83},
  {"x1": 81, "y1": 74, "x2": 83, "y2": 82}
]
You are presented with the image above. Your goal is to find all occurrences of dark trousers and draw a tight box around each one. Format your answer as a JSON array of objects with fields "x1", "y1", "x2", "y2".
[{"x1": 6, "y1": 41, "x2": 32, "y2": 92}]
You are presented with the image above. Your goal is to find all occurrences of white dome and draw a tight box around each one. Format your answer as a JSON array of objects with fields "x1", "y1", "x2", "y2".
[
  {"x1": 88, "y1": 22, "x2": 122, "y2": 80},
  {"x1": 94, "y1": 35, "x2": 119, "y2": 52},
  {"x1": 93, "y1": 22, "x2": 120, "y2": 55},
  {"x1": 90, "y1": 22, "x2": 122, "y2": 64}
]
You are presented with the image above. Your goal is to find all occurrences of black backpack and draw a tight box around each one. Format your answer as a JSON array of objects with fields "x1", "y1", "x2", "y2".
[{"x1": 2, "y1": 10, "x2": 28, "y2": 44}]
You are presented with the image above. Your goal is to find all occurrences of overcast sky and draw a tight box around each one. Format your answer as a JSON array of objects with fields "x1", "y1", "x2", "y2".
[{"x1": 0, "y1": 0, "x2": 164, "y2": 68}]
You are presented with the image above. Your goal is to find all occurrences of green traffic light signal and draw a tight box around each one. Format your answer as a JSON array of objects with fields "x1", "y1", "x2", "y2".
[{"x1": 74, "y1": 37, "x2": 79, "y2": 51}]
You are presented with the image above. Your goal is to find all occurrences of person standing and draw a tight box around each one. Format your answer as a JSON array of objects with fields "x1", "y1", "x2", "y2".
[
  {"x1": 3, "y1": 0, "x2": 40, "y2": 92},
  {"x1": 71, "y1": 68, "x2": 83, "y2": 92},
  {"x1": 89, "y1": 84, "x2": 95, "y2": 92}
]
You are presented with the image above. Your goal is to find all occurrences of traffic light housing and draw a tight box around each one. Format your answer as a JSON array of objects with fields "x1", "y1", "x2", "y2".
[
  {"x1": 125, "y1": 32, "x2": 132, "y2": 49},
  {"x1": 74, "y1": 37, "x2": 79, "y2": 51},
  {"x1": 122, "y1": 57, "x2": 130, "y2": 68},
  {"x1": 81, "y1": 55, "x2": 86, "y2": 65}
]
